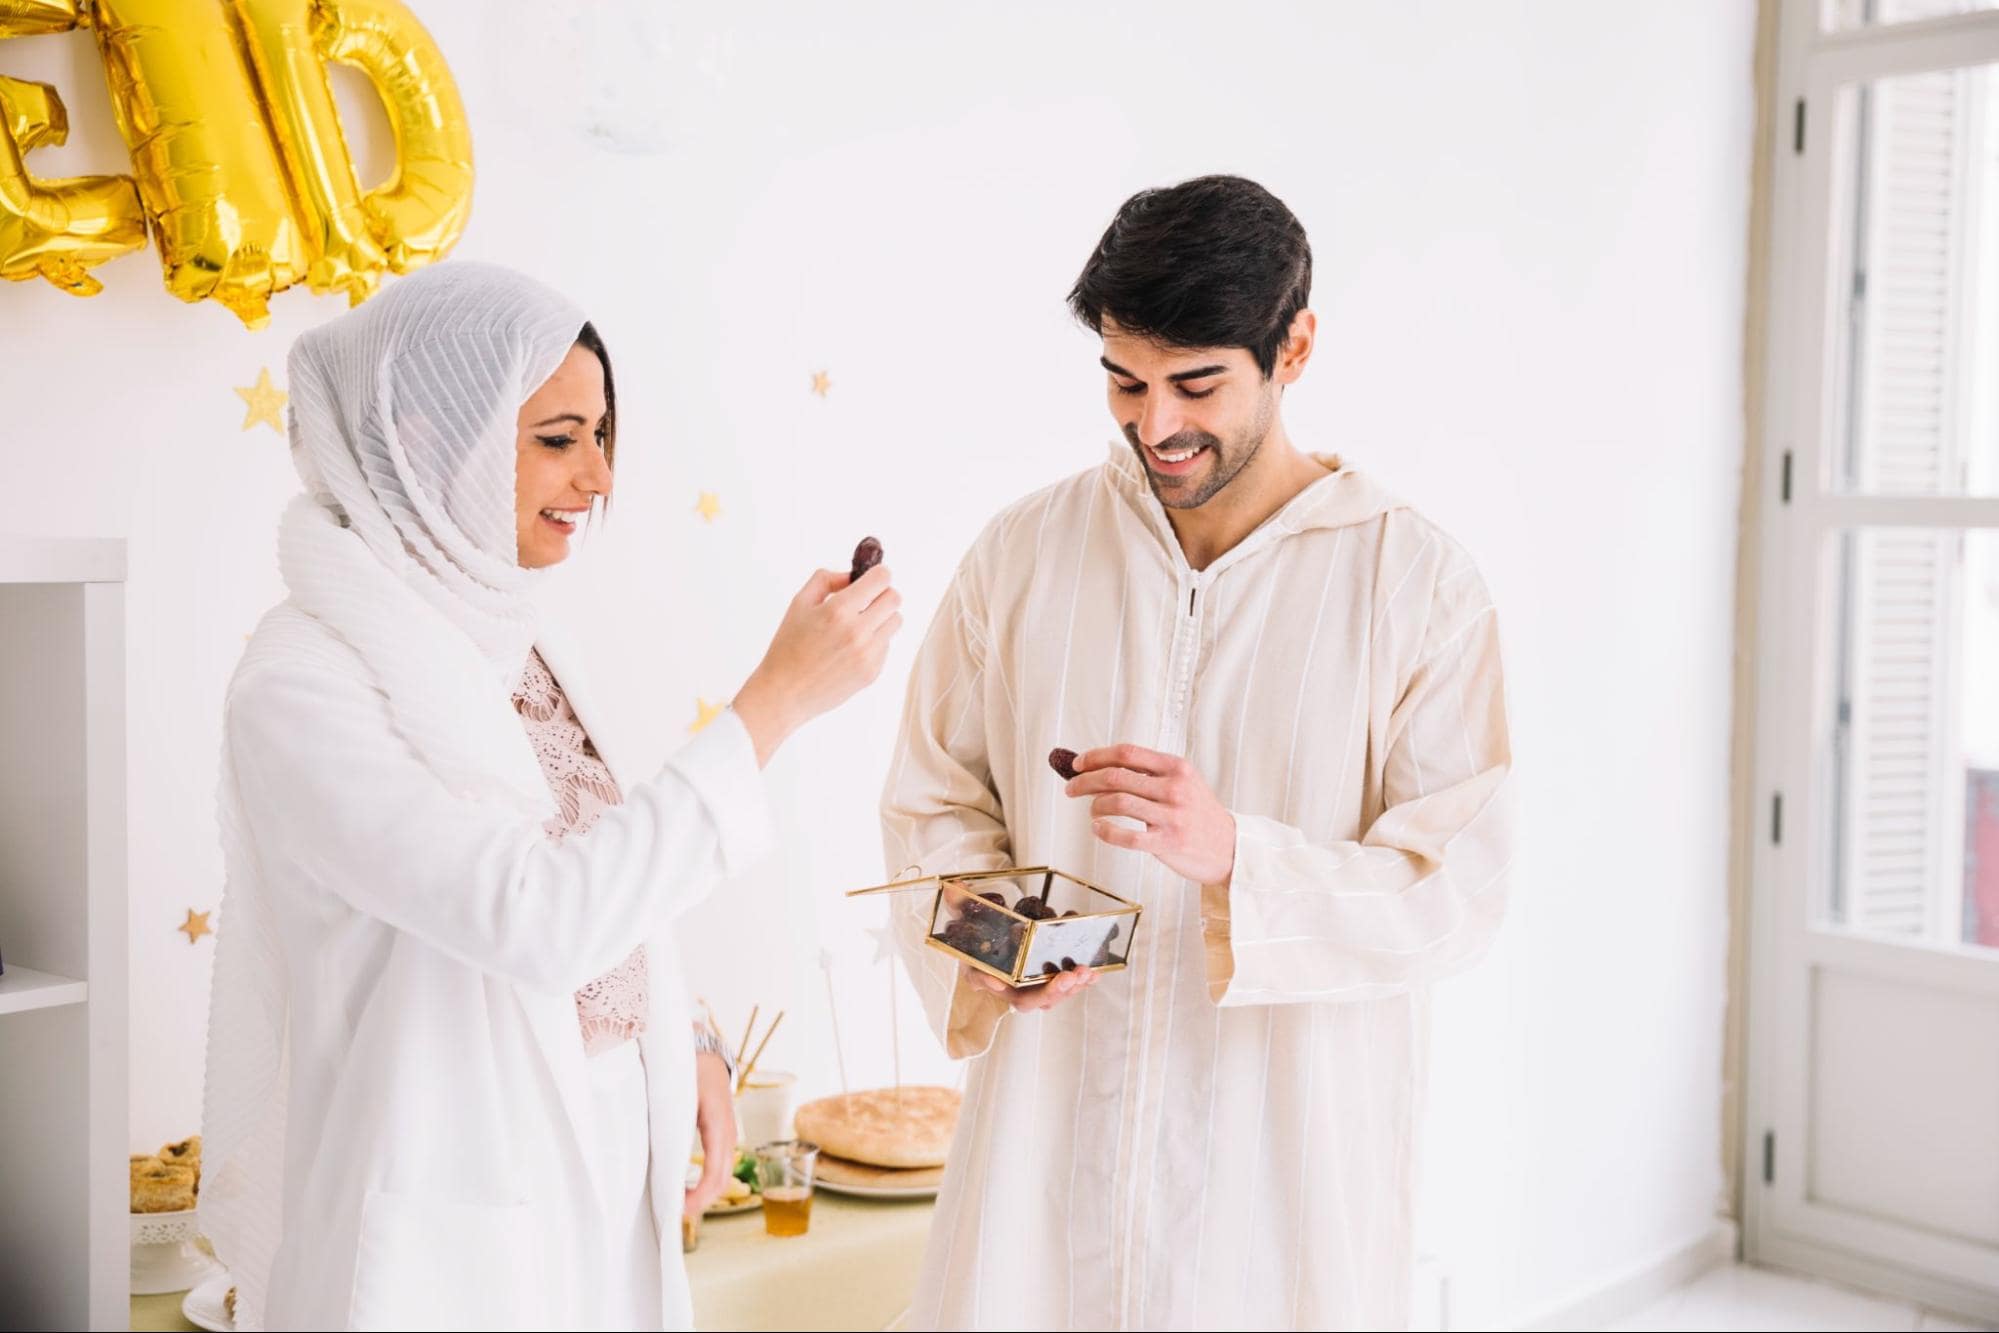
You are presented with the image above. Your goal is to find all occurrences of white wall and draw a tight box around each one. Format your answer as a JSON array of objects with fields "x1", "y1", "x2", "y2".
[{"x1": 0, "y1": 3, "x2": 1752, "y2": 1324}]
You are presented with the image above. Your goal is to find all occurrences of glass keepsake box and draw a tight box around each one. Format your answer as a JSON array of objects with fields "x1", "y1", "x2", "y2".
[{"x1": 846, "y1": 866, "x2": 1142, "y2": 987}]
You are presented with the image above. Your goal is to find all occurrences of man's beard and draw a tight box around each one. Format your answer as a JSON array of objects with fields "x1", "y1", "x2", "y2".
[{"x1": 1123, "y1": 392, "x2": 1274, "y2": 510}]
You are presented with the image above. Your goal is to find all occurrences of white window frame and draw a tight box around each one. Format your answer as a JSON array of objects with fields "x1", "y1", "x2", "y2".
[{"x1": 1743, "y1": 0, "x2": 1999, "y2": 1312}]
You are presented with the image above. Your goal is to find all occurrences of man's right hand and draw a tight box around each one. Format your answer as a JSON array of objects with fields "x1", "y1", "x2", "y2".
[{"x1": 964, "y1": 964, "x2": 1100, "y2": 1012}]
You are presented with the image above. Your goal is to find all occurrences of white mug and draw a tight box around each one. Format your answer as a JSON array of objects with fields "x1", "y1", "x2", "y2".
[{"x1": 735, "y1": 1071, "x2": 798, "y2": 1148}]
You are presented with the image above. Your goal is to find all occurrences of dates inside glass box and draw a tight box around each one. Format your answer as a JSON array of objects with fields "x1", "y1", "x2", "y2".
[{"x1": 847, "y1": 867, "x2": 1142, "y2": 987}]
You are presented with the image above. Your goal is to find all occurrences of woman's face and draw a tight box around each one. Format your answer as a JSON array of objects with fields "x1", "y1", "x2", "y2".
[{"x1": 514, "y1": 342, "x2": 611, "y2": 569}]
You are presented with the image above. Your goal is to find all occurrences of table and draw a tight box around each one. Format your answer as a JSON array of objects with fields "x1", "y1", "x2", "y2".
[
  {"x1": 129, "y1": 1194, "x2": 934, "y2": 1331},
  {"x1": 684, "y1": 1194, "x2": 932, "y2": 1330}
]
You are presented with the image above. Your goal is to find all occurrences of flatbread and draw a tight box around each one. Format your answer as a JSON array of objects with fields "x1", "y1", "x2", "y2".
[
  {"x1": 793, "y1": 1086, "x2": 959, "y2": 1169},
  {"x1": 814, "y1": 1153, "x2": 945, "y2": 1190}
]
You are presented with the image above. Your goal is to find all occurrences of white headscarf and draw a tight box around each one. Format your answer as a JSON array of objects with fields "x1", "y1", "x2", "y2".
[
  {"x1": 288, "y1": 258, "x2": 589, "y2": 674},
  {"x1": 201, "y1": 262, "x2": 590, "y2": 1328}
]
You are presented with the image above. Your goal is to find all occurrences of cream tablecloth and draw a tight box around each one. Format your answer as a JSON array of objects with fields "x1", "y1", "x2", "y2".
[{"x1": 129, "y1": 1194, "x2": 935, "y2": 1332}]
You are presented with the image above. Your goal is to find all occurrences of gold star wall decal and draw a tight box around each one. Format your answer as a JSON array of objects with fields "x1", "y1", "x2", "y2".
[
  {"x1": 691, "y1": 697, "x2": 724, "y2": 733},
  {"x1": 178, "y1": 908, "x2": 213, "y2": 944},
  {"x1": 695, "y1": 491, "x2": 723, "y2": 523},
  {"x1": 810, "y1": 370, "x2": 832, "y2": 397},
  {"x1": 235, "y1": 368, "x2": 287, "y2": 434}
]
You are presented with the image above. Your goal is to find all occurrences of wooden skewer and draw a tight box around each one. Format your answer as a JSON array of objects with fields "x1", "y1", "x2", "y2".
[
  {"x1": 735, "y1": 1010, "x2": 785, "y2": 1095},
  {"x1": 734, "y1": 1004, "x2": 760, "y2": 1071}
]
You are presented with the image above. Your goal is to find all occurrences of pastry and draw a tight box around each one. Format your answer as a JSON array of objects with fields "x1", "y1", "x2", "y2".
[
  {"x1": 157, "y1": 1135, "x2": 202, "y2": 1195},
  {"x1": 793, "y1": 1086, "x2": 960, "y2": 1169},
  {"x1": 130, "y1": 1159, "x2": 195, "y2": 1213}
]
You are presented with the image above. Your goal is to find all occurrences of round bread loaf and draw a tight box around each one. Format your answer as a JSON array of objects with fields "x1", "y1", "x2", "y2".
[
  {"x1": 814, "y1": 1154, "x2": 946, "y2": 1190},
  {"x1": 792, "y1": 1086, "x2": 960, "y2": 1169}
]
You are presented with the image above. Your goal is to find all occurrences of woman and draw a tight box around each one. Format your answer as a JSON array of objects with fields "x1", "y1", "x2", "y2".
[{"x1": 199, "y1": 263, "x2": 900, "y2": 1331}]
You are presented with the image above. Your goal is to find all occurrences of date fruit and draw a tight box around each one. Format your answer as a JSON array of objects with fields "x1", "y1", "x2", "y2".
[{"x1": 849, "y1": 537, "x2": 884, "y2": 585}]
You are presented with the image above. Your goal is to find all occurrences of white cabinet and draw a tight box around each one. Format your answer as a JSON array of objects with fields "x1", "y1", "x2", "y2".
[{"x1": 0, "y1": 538, "x2": 128, "y2": 1330}]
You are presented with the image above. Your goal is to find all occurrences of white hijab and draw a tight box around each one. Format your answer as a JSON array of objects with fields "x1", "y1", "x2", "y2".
[{"x1": 201, "y1": 262, "x2": 591, "y2": 1328}]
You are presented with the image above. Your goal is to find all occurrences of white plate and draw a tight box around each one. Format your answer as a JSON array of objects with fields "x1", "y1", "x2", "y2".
[
  {"x1": 813, "y1": 1176, "x2": 940, "y2": 1201},
  {"x1": 183, "y1": 1272, "x2": 233, "y2": 1331},
  {"x1": 704, "y1": 1194, "x2": 761, "y2": 1216}
]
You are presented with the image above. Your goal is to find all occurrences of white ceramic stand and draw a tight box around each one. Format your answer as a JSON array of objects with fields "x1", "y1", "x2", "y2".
[{"x1": 130, "y1": 1211, "x2": 223, "y2": 1295}]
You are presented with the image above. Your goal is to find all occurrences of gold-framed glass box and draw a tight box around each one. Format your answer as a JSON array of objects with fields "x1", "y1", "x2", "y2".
[{"x1": 847, "y1": 867, "x2": 1143, "y2": 987}]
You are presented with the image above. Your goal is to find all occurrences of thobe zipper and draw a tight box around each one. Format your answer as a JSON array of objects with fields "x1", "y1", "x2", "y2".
[{"x1": 1163, "y1": 577, "x2": 1204, "y2": 733}]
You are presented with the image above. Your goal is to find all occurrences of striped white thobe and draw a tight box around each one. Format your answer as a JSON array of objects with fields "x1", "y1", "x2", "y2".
[{"x1": 881, "y1": 443, "x2": 1513, "y2": 1331}]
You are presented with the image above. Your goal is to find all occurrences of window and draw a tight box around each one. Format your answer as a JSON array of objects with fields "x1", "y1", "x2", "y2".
[{"x1": 1821, "y1": 60, "x2": 1999, "y2": 948}]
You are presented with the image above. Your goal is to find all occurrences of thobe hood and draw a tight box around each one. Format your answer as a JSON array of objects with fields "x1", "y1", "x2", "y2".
[{"x1": 1101, "y1": 439, "x2": 1408, "y2": 570}]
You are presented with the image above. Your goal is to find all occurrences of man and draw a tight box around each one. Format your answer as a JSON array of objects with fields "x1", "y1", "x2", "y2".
[{"x1": 882, "y1": 174, "x2": 1512, "y2": 1331}]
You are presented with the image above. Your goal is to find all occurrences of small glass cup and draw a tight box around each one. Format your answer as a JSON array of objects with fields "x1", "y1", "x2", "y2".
[{"x1": 754, "y1": 1139, "x2": 819, "y2": 1237}]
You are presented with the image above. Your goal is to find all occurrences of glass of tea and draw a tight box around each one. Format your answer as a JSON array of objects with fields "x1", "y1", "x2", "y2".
[{"x1": 754, "y1": 1139, "x2": 820, "y2": 1237}]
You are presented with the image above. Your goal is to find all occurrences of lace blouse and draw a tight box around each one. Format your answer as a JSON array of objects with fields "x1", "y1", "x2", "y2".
[{"x1": 513, "y1": 649, "x2": 649, "y2": 1057}]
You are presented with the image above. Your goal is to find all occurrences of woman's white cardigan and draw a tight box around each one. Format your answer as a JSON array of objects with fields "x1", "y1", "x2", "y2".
[{"x1": 204, "y1": 603, "x2": 769, "y2": 1331}]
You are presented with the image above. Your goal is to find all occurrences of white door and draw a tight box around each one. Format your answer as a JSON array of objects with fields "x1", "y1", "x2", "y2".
[{"x1": 1747, "y1": 2, "x2": 1999, "y2": 1323}]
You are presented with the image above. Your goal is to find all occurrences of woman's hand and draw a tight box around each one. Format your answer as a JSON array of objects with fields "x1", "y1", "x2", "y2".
[
  {"x1": 684, "y1": 1050, "x2": 738, "y2": 1220},
  {"x1": 733, "y1": 563, "x2": 903, "y2": 766}
]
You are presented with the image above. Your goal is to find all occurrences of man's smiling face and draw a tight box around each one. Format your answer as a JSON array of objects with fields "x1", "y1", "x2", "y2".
[{"x1": 1099, "y1": 317, "x2": 1277, "y2": 511}]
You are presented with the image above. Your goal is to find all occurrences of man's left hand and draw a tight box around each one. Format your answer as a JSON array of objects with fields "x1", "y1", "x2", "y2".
[{"x1": 1067, "y1": 744, "x2": 1236, "y2": 886}]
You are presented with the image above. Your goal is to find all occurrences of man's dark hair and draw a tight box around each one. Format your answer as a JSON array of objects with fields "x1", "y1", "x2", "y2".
[{"x1": 1067, "y1": 175, "x2": 1312, "y2": 379}]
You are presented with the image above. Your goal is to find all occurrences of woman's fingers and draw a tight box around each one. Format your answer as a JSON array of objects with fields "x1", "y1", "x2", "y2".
[
  {"x1": 685, "y1": 1158, "x2": 729, "y2": 1217},
  {"x1": 840, "y1": 562, "x2": 894, "y2": 609},
  {"x1": 796, "y1": 568, "x2": 844, "y2": 608},
  {"x1": 685, "y1": 1115, "x2": 733, "y2": 1217},
  {"x1": 859, "y1": 584, "x2": 903, "y2": 625}
]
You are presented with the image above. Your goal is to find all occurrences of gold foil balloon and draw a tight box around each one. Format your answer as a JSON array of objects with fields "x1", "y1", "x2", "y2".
[
  {"x1": 0, "y1": 0, "x2": 81, "y2": 39},
  {"x1": 312, "y1": 0, "x2": 473, "y2": 274},
  {"x1": 0, "y1": 0, "x2": 472, "y2": 325},
  {"x1": 0, "y1": 2, "x2": 147, "y2": 295},
  {"x1": 89, "y1": 0, "x2": 315, "y2": 325},
  {"x1": 230, "y1": 0, "x2": 474, "y2": 305},
  {"x1": 0, "y1": 72, "x2": 147, "y2": 294}
]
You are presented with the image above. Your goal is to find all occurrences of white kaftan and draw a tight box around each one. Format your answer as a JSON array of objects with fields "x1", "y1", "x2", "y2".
[
  {"x1": 202, "y1": 263, "x2": 767, "y2": 1332},
  {"x1": 882, "y1": 444, "x2": 1513, "y2": 1331}
]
